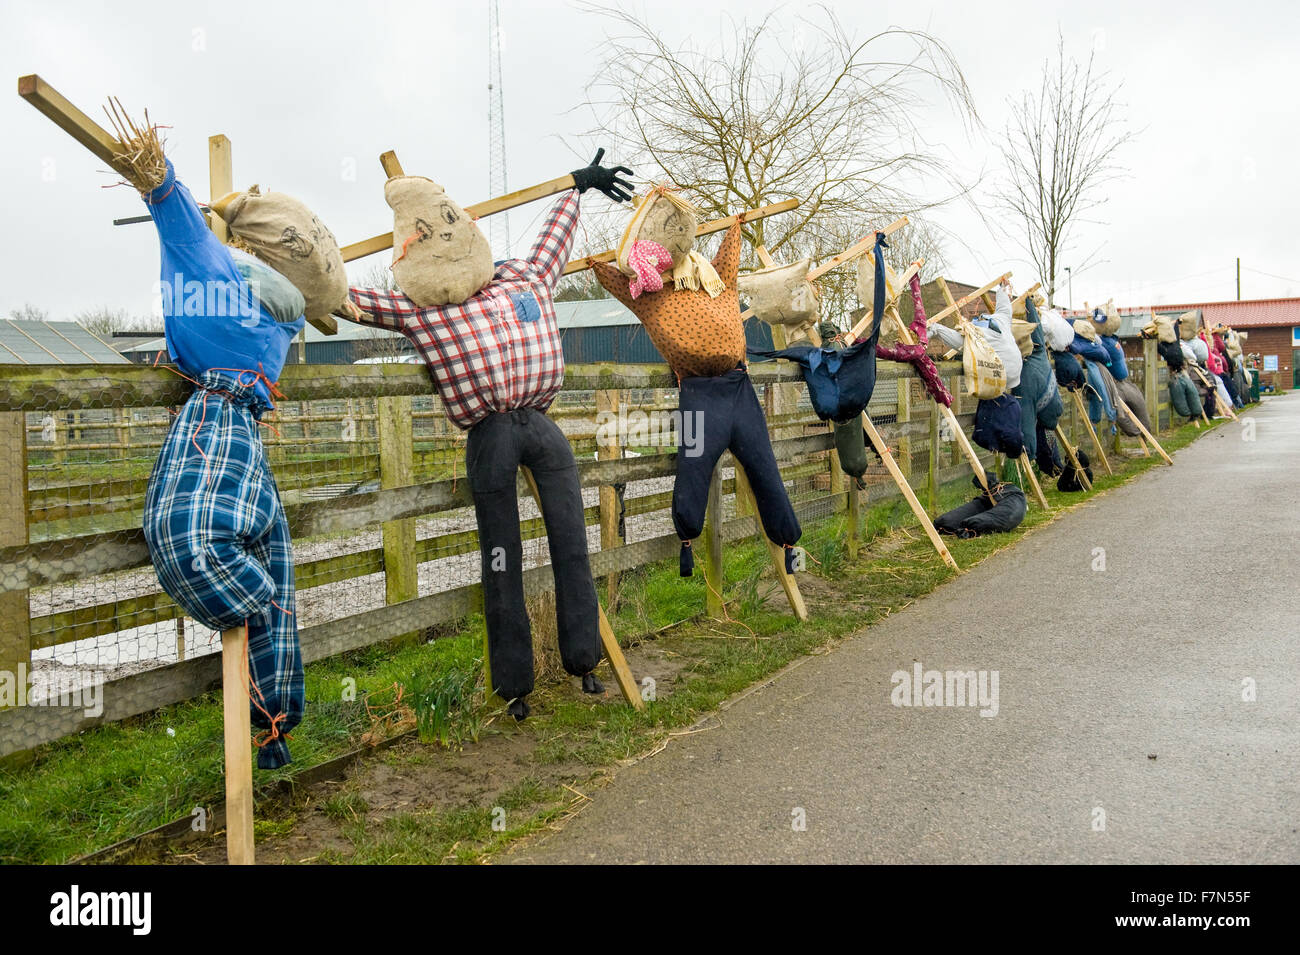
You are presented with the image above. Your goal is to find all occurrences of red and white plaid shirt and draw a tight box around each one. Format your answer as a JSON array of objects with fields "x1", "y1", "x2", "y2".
[{"x1": 350, "y1": 190, "x2": 579, "y2": 430}]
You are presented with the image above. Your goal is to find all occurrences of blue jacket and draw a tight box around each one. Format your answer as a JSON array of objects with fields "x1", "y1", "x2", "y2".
[
  {"x1": 145, "y1": 161, "x2": 304, "y2": 412},
  {"x1": 1099, "y1": 334, "x2": 1128, "y2": 380}
]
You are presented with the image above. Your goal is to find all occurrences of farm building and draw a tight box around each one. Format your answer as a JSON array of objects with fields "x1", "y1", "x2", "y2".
[{"x1": 0, "y1": 319, "x2": 129, "y2": 365}]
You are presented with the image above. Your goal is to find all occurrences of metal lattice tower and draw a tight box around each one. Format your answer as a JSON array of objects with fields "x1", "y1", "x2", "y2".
[{"x1": 487, "y1": 0, "x2": 508, "y2": 254}]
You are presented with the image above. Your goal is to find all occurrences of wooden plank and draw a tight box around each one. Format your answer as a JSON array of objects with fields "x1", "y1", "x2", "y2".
[
  {"x1": 563, "y1": 199, "x2": 799, "y2": 275},
  {"x1": 0, "y1": 357, "x2": 918, "y2": 413},
  {"x1": 861, "y1": 412, "x2": 958, "y2": 570},
  {"x1": 1143, "y1": 336, "x2": 1161, "y2": 432},
  {"x1": 221, "y1": 626, "x2": 254, "y2": 865},
  {"x1": 208, "y1": 135, "x2": 233, "y2": 244},
  {"x1": 377, "y1": 396, "x2": 419, "y2": 643},
  {"x1": 928, "y1": 273, "x2": 1013, "y2": 326},
  {"x1": 341, "y1": 151, "x2": 577, "y2": 262},
  {"x1": 1019, "y1": 452, "x2": 1050, "y2": 510},
  {"x1": 700, "y1": 466, "x2": 724, "y2": 617},
  {"x1": 17, "y1": 74, "x2": 127, "y2": 173},
  {"x1": 1072, "y1": 389, "x2": 1114, "y2": 475},
  {"x1": 1116, "y1": 396, "x2": 1174, "y2": 466}
]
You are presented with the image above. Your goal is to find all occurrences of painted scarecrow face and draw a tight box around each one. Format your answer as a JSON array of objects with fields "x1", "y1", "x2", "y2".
[
  {"x1": 386, "y1": 176, "x2": 494, "y2": 306},
  {"x1": 641, "y1": 201, "x2": 695, "y2": 265}
]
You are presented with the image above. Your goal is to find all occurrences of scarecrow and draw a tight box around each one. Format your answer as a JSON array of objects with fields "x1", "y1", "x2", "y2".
[
  {"x1": 1010, "y1": 297, "x2": 1064, "y2": 469},
  {"x1": 344, "y1": 151, "x2": 634, "y2": 720},
  {"x1": 934, "y1": 470, "x2": 1027, "y2": 539},
  {"x1": 101, "y1": 108, "x2": 340, "y2": 769},
  {"x1": 590, "y1": 188, "x2": 802, "y2": 577},
  {"x1": 930, "y1": 280, "x2": 1025, "y2": 462},
  {"x1": 746, "y1": 232, "x2": 893, "y2": 485}
]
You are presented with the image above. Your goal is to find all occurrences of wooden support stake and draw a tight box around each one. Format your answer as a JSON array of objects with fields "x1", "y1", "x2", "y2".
[
  {"x1": 1071, "y1": 389, "x2": 1114, "y2": 476},
  {"x1": 520, "y1": 467, "x2": 643, "y2": 710},
  {"x1": 208, "y1": 135, "x2": 233, "y2": 244},
  {"x1": 734, "y1": 462, "x2": 808, "y2": 621},
  {"x1": 564, "y1": 199, "x2": 799, "y2": 275},
  {"x1": 1054, "y1": 425, "x2": 1092, "y2": 492},
  {"x1": 861, "y1": 412, "x2": 958, "y2": 570},
  {"x1": 928, "y1": 273, "x2": 1014, "y2": 326},
  {"x1": 1116, "y1": 397, "x2": 1173, "y2": 466},
  {"x1": 221, "y1": 625, "x2": 255, "y2": 866},
  {"x1": 700, "y1": 466, "x2": 724, "y2": 618},
  {"x1": 1019, "y1": 452, "x2": 1050, "y2": 510}
]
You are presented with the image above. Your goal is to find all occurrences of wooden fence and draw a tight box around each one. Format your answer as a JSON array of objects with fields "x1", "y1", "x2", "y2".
[{"x1": 0, "y1": 341, "x2": 1171, "y2": 756}]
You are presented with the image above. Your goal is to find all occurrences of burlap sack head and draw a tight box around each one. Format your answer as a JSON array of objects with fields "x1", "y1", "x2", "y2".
[
  {"x1": 1145, "y1": 314, "x2": 1177, "y2": 344},
  {"x1": 1010, "y1": 318, "x2": 1035, "y2": 358},
  {"x1": 213, "y1": 186, "x2": 347, "y2": 325},
  {"x1": 855, "y1": 254, "x2": 899, "y2": 328},
  {"x1": 1072, "y1": 319, "x2": 1098, "y2": 343},
  {"x1": 385, "y1": 176, "x2": 493, "y2": 306},
  {"x1": 739, "y1": 259, "x2": 819, "y2": 327},
  {"x1": 1094, "y1": 298, "x2": 1121, "y2": 335},
  {"x1": 616, "y1": 188, "x2": 698, "y2": 273},
  {"x1": 1177, "y1": 310, "x2": 1199, "y2": 340},
  {"x1": 593, "y1": 223, "x2": 746, "y2": 378}
]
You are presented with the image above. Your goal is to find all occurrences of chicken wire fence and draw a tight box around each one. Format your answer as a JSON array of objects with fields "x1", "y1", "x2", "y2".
[{"x1": 3, "y1": 362, "x2": 940, "y2": 747}]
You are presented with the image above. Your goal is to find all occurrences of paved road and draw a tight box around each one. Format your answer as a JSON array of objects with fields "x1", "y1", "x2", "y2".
[{"x1": 506, "y1": 394, "x2": 1300, "y2": 864}]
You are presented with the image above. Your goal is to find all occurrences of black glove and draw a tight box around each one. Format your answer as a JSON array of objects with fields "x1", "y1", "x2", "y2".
[{"x1": 571, "y1": 148, "x2": 634, "y2": 202}]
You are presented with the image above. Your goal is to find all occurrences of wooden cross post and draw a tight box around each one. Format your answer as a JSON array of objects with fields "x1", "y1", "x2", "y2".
[
  {"x1": 1071, "y1": 388, "x2": 1114, "y2": 476},
  {"x1": 17, "y1": 74, "x2": 338, "y2": 335},
  {"x1": 220, "y1": 626, "x2": 255, "y2": 865}
]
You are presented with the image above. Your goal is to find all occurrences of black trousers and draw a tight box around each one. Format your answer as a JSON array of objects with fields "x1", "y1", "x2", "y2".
[
  {"x1": 465, "y1": 409, "x2": 601, "y2": 700},
  {"x1": 673, "y1": 367, "x2": 801, "y2": 571}
]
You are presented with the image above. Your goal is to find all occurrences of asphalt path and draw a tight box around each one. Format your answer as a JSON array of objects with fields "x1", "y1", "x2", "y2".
[{"x1": 505, "y1": 393, "x2": 1300, "y2": 864}]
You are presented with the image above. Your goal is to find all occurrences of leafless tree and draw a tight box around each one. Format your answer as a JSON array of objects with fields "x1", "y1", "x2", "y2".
[
  {"x1": 578, "y1": 5, "x2": 977, "y2": 277},
  {"x1": 995, "y1": 37, "x2": 1132, "y2": 306},
  {"x1": 8, "y1": 303, "x2": 48, "y2": 322},
  {"x1": 74, "y1": 306, "x2": 141, "y2": 338}
]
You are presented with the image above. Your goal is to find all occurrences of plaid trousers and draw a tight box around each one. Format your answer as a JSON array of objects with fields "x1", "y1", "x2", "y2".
[{"x1": 143, "y1": 370, "x2": 302, "y2": 769}]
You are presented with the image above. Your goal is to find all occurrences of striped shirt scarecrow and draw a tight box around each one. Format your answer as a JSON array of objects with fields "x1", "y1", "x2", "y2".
[{"x1": 345, "y1": 151, "x2": 634, "y2": 721}]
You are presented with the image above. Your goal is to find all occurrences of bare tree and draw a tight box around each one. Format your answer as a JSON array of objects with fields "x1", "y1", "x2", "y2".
[
  {"x1": 995, "y1": 37, "x2": 1132, "y2": 306},
  {"x1": 8, "y1": 303, "x2": 48, "y2": 322},
  {"x1": 74, "y1": 306, "x2": 141, "y2": 338},
  {"x1": 579, "y1": 5, "x2": 976, "y2": 273}
]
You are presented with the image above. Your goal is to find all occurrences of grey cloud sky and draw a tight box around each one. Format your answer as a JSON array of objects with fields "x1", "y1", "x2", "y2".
[{"x1": 2, "y1": 0, "x2": 1297, "y2": 323}]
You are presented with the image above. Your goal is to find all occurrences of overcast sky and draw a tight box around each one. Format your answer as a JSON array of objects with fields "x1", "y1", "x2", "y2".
[{"x1": 3, "y1": 0, "x2": 1298, "y2": 324}]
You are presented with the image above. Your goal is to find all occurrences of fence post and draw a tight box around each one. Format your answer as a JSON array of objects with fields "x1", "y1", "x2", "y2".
[
  {"x1": 896, "y1": 377, "x2": 912, "y2": 479},
  {"x1": 378, "y1": 395, "x2": 419, "y2": 643},
  {"x1": 1143, "y1": 337, "x2": 1160, "y2": 433},
  {"x1": 927, "y1": 399, "x2": 939, "y2": 512},
  {"x1": 700, "y1": 465, "x2": 723, "y2": 617},
  {"x1": 595, "y1": 388, "x2": 622, "y2": 607},
  {"x1": 0, "y1": 412, "x2": 32, "y2": 767}
]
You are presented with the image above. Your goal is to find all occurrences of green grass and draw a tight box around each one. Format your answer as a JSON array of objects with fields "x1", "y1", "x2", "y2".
[{"x1": 0, "y1": 416, "x2": 1226, "y2": 864}]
